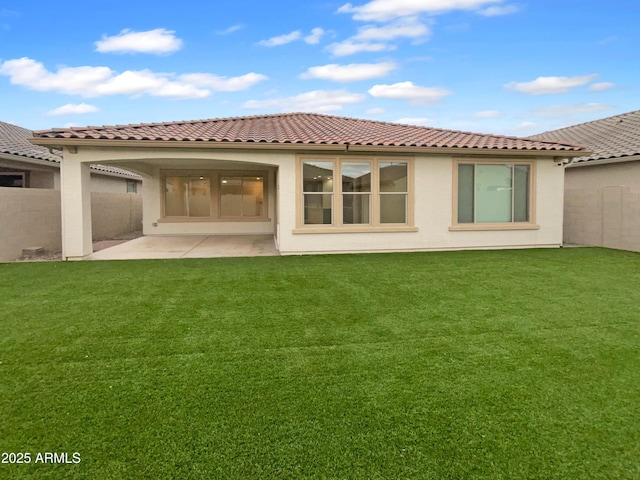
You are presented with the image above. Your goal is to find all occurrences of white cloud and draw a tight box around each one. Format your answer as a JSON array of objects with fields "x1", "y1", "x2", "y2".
[
  {"x1": 477, "y1": 4, "x2": 519, "y2": 16},
  {"x1": 217, "y1": 24, "x2": 243, "y2": 35},
  {"x1": 395, "y1": 117, "x2": 435, "y2": 126},
  {"x1": 258, "y1": 31, "x2": 302, "y2": 46},
  {"x1": 353, "y1": 17, "x2": 430, "y2": 41},
  {"x1": 505, "y1": 74, "x2": 599, "y2": 95},
  {"x1": 368, "y1": 81, "x2": 452, "y2": 105},
  {"x1": 46, "y1": 103, "x2": 99, "y2": 116},
  {"x1": 473, "y1": 110, "x2": 502, "y2": 118},
  {"x1": 0, "y1": 58, "x2": 113, "y2": 95},
  {"x1": 326, "y1": 40, "x2": 394, "y2": 56},
  {"x1": 180, "y1": 72, "x2": 268, "y2": 91},
  {"x1": 95, "y1": 28, "x2": 183, "y2": 54},
  {"x1": 366, "y1": 107, "x2": 386, "y2": 114},
  {"x1": 337, "y1": 0, "x2": 503, "y2": 21},
  {"x1": 532, "y1": 103, "x2": 613, "y2": 118},
  {"x1": 301, "y1": 62, "x2": 396, "y2": 82},
  {"x1": 92, "y1": 69, "x2": 209, "y2": 98},
  {"x1": 243, "y1": 89, "x2": 366, "y2": 113},
  {"x1": 588, "y1": 82, "x2": 615, "y2": 92},
  {"x1": 0, "y1": 57, "x2": 266, "y2": 100},
  {"x1": 325, "y1": 16, "x2": 429, "y2": 58},
  {"x1": 305, "y1": 28, "x2": 326, "y2": 44}
]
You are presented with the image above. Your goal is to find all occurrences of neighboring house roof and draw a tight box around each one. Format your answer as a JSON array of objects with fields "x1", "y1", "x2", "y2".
[
  {"x1": 32, "y1": 112, "x2": 584, "y2": 154},
  {"x1": 529, "y1": 110, "x2": 640, "y2": 163},
  {"x1": 0, "y1": 120, "x2": 140, "y2": 178},
  {"x1": 0, "y1": 120, "x2": 61, "y2": 163}
]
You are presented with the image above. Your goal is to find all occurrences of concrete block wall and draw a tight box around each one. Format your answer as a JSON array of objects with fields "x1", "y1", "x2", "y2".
[
  {"x1": 0, "y1": 187, "x2": 61, "y2": 261},
  {"x1": 564, "y1": 186, "x2": 640, "y2": 251},
  {"x1": 0, "y1": 188, "x2": 143, "y2": 261},
  {"x1": 91, "y1": 192, "x2": 143, "y2": 240},
  {"x1": 564, "y1": 162, "x2": 640, "y2": 252}
]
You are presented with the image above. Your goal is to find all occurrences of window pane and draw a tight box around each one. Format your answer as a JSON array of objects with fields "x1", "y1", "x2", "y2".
[
  {"x1": 457, "y1": 164, "x2": 474, "y2": 223},
  {"x1": 189, "y1": 177, "x2": 211, "y2": 217},
  {"x1": 476, "y1": 164, "x2": 512, "y2": 223},
  {"x1": 343, "y1": 194, "x2": 370, "y2": 224},
  {"x1": 304, "y1": 194, "x2": 332, "y2": 224},
  {"x1": 380, "y1": 162, "x2": 407, "y2": 192},
  {"x1": 380, "y1": 194, "x2": 406, "y2": 224},
  {"x1": 514, "y1": 165, "x2": 530, "y2": 222},
  {"x1": 243, "y1": 176, "x2": 264, "y2": 217},
  {"x1": 303, "y1": 161, "x2": 333, "y2": 192},
  {"x1": 220, "y1": 176, "x2": 242, "y2": 216},
  {"x1": 165, "y1": 176, "x2": 188, "y2": 216},
  {"x1": 342, "y1": 162, "x2": 371, "y2": 192}
]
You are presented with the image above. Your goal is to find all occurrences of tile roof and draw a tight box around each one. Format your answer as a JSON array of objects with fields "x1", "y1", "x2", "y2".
[
  {"x1": 0, "y1": 120, "x2": 140, "y2": 178},
  {"x1": 0, "y1": 120, "x2": 61, "y2": 163},
  {"x1": 529, "y1": 110, "x2": 640, "y2": 163},
  {"x1": 33, "y1": 112, "x2": 584, "y2": 153}
]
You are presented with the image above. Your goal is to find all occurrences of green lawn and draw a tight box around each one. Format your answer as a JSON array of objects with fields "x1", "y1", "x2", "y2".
[{"x1": 1, "y1": 248, "x2": 639, "y2": 479}]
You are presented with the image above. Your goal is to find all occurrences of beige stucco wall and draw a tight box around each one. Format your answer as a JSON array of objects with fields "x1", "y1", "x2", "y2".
[
  {"x1": 67, "y1": 145, "x2": 565, "y2": 255},
  {"x1": 280, "y1": 155, "x2": 563, "y2": 254},
  {"x1": 564, "y1": 161, "x2": 640, "y2": 252}
]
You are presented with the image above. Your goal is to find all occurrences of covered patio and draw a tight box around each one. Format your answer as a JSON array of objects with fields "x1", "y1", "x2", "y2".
[{"x1": 87, "y1": 234, "x2": 279, "y2": 260}]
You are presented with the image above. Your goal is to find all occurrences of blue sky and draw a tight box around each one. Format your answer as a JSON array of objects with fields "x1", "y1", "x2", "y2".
[{"x1": 1, "y1": 0, "x2": 637, "y2": 135}]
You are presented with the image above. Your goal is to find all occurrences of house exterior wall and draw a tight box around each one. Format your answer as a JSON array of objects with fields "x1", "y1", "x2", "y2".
[
  {"x1": 0, "y1": 156, "x2": 139, "y2": 192},
  {"x1": 66, "y1": 145, "x2": 565, "y2": 256},
  {"x1": 30, "y1": 170, "x2": 57, "y2": 189},
  {"x1": 90, "y1": 173, "x2": 141, "y2": 193},
  {"x1": 564, "y1": 161, "x2": 640, "y2": 252},
  {"x1": 280, "y1": 155, "x2": 563, "y2": 254}
]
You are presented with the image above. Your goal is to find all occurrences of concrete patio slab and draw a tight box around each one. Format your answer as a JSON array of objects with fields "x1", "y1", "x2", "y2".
[{"x1": 85, "y1": 235, "x2": 279, "y2": 260}]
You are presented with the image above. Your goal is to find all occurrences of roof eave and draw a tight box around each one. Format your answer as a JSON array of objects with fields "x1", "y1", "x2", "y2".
[
  {"x1": 29, "y1": 137, "x2": 586, "y2": 158},
  {"x1": 568, "y1": 154, "x2": 640, "y2": 168}
]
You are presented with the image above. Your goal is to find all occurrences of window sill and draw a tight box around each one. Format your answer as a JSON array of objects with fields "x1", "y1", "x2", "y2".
[
  {"x1": 159, "y1": 217, "x2": 271, "y2": 223},
  {"x1": 449, "y1": 223, "x2": 540, "y2": 231},
  {"x1": 293, "y1": 225, "x2": 418, "y2": 234}
]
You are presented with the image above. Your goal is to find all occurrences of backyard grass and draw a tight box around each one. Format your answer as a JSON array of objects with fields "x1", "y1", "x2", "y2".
[{"x1": 0, "y1": 247, "x2": 639, "y2": 479}]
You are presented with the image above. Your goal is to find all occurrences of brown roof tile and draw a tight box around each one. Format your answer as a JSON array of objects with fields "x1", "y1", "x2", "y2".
[
  {"x1": 529, "y1": 110, "x2": 640, "y2": 162},
  {"x1": 33, "y1": 112, "x2": 584, "y2": 152}
]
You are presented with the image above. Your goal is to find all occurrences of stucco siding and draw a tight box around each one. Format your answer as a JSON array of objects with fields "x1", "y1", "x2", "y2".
[
  {"x1": 58, "y1": 145, "x2": 567, "y2": 256},
  {"x1": 278, "y1": 155, "x2": 563, "y2": 254}
]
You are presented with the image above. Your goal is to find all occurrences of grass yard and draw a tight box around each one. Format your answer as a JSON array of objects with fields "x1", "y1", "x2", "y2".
[{"x1": 1, "y1": 247, "x2": 639, "y2": 479}]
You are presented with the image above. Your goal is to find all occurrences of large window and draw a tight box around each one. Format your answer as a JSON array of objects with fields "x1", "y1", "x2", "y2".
[
  {"x1": 303, "y1": 161, "x2": 333, "y2": 225},
  {"x1": 165, "y1": 176, "x2": 211, "y2": 217},
  {"x1": 162, "y1": 171, "x2": 267, "y2": 221},
  {"x1": 456, "y1": 162, "x2": 532, "y2": 225},
  {"x1": 220, "y1": 175, "x2": 264, "y2": 218},
  {"x1": 299, "y1": 157, "x2": 412, "y2": 230}
]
